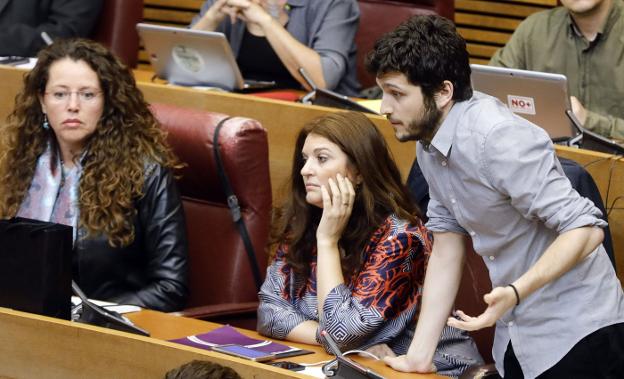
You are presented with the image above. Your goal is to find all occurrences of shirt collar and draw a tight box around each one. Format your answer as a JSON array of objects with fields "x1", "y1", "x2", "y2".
[
  {"x1": 428, "y1": 100, "x2": 468, "y2": 158},
  {"x1": 287, "y1": 0, "x2": 305, "y2": 7}
]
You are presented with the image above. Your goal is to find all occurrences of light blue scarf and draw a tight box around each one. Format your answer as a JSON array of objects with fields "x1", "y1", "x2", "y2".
[{"x1": 17, "y1": 142, "x2": 83, "y2": 241}]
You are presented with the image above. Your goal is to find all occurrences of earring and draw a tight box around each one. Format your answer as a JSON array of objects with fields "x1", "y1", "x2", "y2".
[{"x1": 42, "y1": 114, "x2": 50, "y2": 130}]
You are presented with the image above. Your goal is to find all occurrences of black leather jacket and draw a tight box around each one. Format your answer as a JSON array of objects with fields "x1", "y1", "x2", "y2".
[{"x1": 73, "y1": 163, "x2": 189, "y2": 312}]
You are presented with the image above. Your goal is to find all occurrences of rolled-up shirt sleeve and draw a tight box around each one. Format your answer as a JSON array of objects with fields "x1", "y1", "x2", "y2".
[
  {"x1": 311, "y1": 0, "x2": 359, "y2": 90},
  {"x1": 426, "y1": 197, "x2": 468, "y2": 235},
  {"x1": 482, "y1": 122, "x2": 607, "y2": 233}
]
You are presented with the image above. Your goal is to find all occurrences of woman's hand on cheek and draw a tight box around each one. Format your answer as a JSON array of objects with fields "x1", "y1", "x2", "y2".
[{"x1": 316, "y1": 174, "x2": 355, "y2": 247}]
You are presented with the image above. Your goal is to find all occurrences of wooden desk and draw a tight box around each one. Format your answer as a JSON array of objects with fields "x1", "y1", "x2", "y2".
[
  {"x1": 0, "y1": 66, "x2": 622, "y2": 279},
  {"x1": 127, "y1": 310, "x2": 444, "y2": 379},
  {"x1": 0, "y1": 307, "x2": 442, "y2": 379}
]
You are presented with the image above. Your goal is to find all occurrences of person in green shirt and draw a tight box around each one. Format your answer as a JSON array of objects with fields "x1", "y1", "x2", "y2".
[{"x1": 490, "y1": 0, "x2": 624, "y2": 142}]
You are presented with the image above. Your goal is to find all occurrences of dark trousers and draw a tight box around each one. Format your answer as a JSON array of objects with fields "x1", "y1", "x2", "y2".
[{"x1": 503, "y1": 323, "x2": 624, "y2": 379}]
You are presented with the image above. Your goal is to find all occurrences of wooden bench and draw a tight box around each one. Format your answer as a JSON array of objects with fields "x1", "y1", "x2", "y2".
[{"x1": 455, "y1": 0, "x2": 558, "y2": 63}]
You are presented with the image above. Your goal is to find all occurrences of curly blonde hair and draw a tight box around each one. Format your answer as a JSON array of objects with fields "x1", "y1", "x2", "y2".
[{"x1": 0, "y1": 38, "x2": 180, "y2": 247}]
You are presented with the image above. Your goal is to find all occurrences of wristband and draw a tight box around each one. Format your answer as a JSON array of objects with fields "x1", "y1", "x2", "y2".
[{"x1": 508, "y1": 284, "x2": 520, "y2": 306}]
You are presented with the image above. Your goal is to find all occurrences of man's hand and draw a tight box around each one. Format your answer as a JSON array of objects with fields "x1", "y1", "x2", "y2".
[
  {"x1": 447, "y1": 285, "x2": 517, "y2": 331},
  {"x1": 362, "y1": 343, "x2": 396, "y2": 360},
  {"x1": 570, "y1": 96, "x2": 588, "y2": 126},
  {"x1": 384, "y1": 354, "x2": 436, "y2": 373}
]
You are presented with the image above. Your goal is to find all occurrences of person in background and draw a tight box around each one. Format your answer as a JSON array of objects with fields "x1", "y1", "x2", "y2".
[
  {"x1": 257, "y1": 111, "x2": 482, "y2": 377},
  {"x1": 490, "y1": 0, "x2": 624, "y2": 141},
  {"x1": 165, "y1": 360, "x2": 241, "y2": 379},
  {"x1": 367, "y1": 15, "x2": 624, "y2": 378},
  {"x1": 0, "y1": 0, "x2": 103, "y2": 57},
  {"x1": 191, "y1": 0, "x2": 360, "y2": 96},
  {"x1": 0, "y1": 38, "x2": 189, "y2": 312}
]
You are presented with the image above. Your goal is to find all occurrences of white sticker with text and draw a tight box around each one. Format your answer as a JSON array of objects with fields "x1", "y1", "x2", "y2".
[
  {"x1": 172, "y1": 45, "x2": 204, "y2": 73},
  {"x1": 507, "y1": 95, "x2": 536, "y2": 115}
]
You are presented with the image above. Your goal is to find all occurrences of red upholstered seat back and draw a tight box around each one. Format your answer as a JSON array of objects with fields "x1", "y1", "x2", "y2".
[
  {"x1": 356, "y1": 0, "x2": 455, "y2": 88},
  {"x1": 455, "y1": 238, "x2": 495, "y2": 363},
  {"x1": 150, "y1": 103, "x2": 272, "y2": 308},
  {"x1": 92, "y1": 0, "x2": 143, "y2": 68}
]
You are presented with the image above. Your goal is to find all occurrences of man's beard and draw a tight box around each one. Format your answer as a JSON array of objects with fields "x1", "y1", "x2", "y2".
[{"x1": 398, "y1": 95, "x2": 443, "y2": 143}]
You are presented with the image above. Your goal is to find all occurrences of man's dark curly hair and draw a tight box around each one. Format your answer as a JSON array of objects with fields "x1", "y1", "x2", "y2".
[{"x1": 365, "y1": 15, "x2": 472, "y2": 101}]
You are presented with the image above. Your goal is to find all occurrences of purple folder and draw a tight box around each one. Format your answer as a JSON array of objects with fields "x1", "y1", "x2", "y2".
[{"x1": 170, "y1": 325, "x2": 310, "y2": 356}]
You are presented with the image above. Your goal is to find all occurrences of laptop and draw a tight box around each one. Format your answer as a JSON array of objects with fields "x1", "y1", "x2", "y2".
[
  {"x1": 471, "y1": 64, "x2": 624, "y2": 154},
  {"x1": 298, "y1": 68, "x2": 378, "y2": 115},
  {"x1": 137, "y1": 23, "x2": 275, "y2": 91},
  {"x1": 471, "y1": 64, "x2": 577, "y2": 141}
]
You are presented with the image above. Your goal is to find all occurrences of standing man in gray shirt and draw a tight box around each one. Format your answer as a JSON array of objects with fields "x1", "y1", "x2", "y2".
[{"x1": 366, "y1": 15, "x2": 624, "y2": 378}]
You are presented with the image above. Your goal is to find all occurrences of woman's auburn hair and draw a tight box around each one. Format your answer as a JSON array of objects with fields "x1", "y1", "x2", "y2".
[
  {"x1": 272, "y1": 111, "x2": 421, "y2": 279},
  {"x1": 0, "y1": 38, "x2": 180, "y2": 247}
]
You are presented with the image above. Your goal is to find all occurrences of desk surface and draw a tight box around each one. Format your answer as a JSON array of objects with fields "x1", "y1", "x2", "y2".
[
  {"x1": 127, "y1": 310, "x2": 445, "y2": 378},
  {"x1": 0, "y1": 307, "x2": 443, "y2": 379}
]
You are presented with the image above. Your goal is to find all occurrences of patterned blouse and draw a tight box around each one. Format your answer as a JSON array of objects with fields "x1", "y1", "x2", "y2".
[{"x1": 257, "y1": 214, "x2": 483, "y2": 377}]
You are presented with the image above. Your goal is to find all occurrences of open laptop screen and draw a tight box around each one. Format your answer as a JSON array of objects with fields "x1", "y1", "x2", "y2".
[
  {"x1": 137, "y1": 23, "x2": 274, "y2": 91},
  {"x1": 470, "y1": 64, "x2": 578, "y2": 141}
]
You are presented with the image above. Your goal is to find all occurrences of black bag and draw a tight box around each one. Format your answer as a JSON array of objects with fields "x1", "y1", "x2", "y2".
[{"x1": 0, "y1": 217, "x2": 73, "y2": 320}]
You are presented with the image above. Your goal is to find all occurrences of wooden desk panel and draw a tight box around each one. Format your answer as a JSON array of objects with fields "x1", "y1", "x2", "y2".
[
  {"x1": 127, "y1": 309, "x2": 444, "y2": 378},
  {"x1": 0, "y1": 307, "x2": 443, "y2": 379},
  {"x1": 0, "y1": 66, "x2": 24, "y2": 126},
  {"x1": 0, "y1": 307, "x2": 305, "y2": 379},
  {"x1": 555, "y1": 146, "x2": 624, "y2": 279}
]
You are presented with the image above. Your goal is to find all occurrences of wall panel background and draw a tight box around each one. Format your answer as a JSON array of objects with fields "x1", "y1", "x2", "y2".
[{"x1": 140, "y1": 0, "x2": 559, "y2": 68}]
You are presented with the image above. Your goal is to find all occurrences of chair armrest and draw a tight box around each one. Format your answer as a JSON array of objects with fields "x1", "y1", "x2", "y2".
[
  {"x1": 170, "y1": 302, "x2": 259, "y2": 319},
  {"x1": 459, "y1": 363, "x2": 500, "y2": 379}
]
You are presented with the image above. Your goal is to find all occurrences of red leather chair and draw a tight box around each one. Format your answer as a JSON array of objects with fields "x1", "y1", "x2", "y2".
[
  {"x1": 356, "y1": 0, "x2": 455, "y2": 88},
  {"x1": 92, "y1": 0, "x2": 143, "y2": 68},
  {"x1": 150, "y1": 103, "x2": 272, "y2": 329}
]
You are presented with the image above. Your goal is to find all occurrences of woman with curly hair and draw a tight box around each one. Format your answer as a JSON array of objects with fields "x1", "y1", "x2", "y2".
[
  {"x1": 257, "y1": 112, "x2": 482, "y2": 377},
  {"x1": 0, "y1": 38, "x2": 188, "y2": 312}
]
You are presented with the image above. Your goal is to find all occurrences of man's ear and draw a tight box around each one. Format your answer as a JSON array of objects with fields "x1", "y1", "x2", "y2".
[{"x1": 434, "y1": 80, "x2": 454, "y2": 109}]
